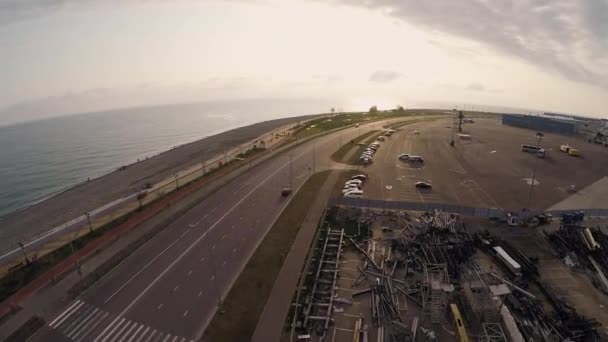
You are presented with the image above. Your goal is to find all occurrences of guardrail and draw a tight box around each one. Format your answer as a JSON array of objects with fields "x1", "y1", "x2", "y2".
[{"x1": 329, "y1": 197, "x2": 608, "y2": 218}]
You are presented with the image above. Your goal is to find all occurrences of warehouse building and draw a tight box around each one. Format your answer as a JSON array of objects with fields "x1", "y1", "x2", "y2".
[{"x1": 502, "y1": 114, "x2": 577, "y2": 135}]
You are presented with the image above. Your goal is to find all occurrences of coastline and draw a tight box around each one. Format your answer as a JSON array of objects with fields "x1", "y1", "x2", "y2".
[{"x1": 0, "y1": 114, "x2": 316, "y2": 252}]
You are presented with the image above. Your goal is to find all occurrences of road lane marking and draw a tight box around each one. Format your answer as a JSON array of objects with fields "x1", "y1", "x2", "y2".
[
  {"x1": 173, "y1": 285, "x2": 179, "y2": 292},
  {"x1": 62, "y1": 304, "x2": 91, "y2": 333},
  {"x1": 127, "y1": 325, "x2": 145, "y2": 342},
  {"x1": 66, "y1": 307, "x2": 98, "y2": 338},
  {"x1": 187, "y1": 270, "x2": 192, "y2": 276},
  {"x1": 109, "y1": 320, "x2": 132, "y2": 342},
  {"x1": 221, "y1": 234, "x2": 226, "y2": 240},
  {"x1": 211, "y1": 275, "x2": 215, "y2": 280},
  {"x1": 103, "y1": 228, "x2": 192, "y2": 304},
  {"x1": 95, "y1": 317, "x2": 124, "y2": 342},
  {"x1": 183, "y1": 310, "x2": 189, "y2": 318},
  {"x1": 200, "y1": 256, "x2": 205, "y2": 262},
  {"x1": 144, "y1": 329, "x2": 157, "y2": 342},
  {"x1": 133, "y1": 327, "x2": 150, "y2": 342},
  {"x1": 163, "y1": 335, "x2": 172, "y2": 342},
  {"x1": 74, "y1": 311, "x2": 108, "y2": 341},
  {"x1": 49, "y1": 300, "x2": 84, "y2": 328},
  {"x1": 198, "y1": 290, "x2": 203, "y2": 297},
  {"x1": 232, "y1": 248, "x2": 237, "y2": 254},
  {"x1": 212, "y1": 244, "x2": 216, "y2": 250},
  {"x1": 119, "y1": 323, "x2": 139, "y2": 342},
  {"x1": 111, "y1": 149, "x2": 308, "y2": 326},
  {"x1": 157, "y1": 304, "x2": 163, "y2": 310},
  {"x1": 172, "y1": 336, "x2": 179, "y2": 342}
]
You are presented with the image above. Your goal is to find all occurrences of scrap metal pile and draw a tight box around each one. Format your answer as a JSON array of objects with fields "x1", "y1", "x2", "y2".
[
  {"x1": 544, "y1": 213, "x2": 608, "y2": 294},
  {"x1": 478, "y1": 232, "x2": 602, "y2": 341}
]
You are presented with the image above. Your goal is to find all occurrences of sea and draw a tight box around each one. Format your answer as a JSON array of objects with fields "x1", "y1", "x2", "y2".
[{"x1": 0, "y1": 99, "x2": 337, "y2": 218}]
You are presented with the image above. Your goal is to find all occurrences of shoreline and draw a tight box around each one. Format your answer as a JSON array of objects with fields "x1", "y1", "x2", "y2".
[
  {"x1": 0, "y1": 114, "x2": 318, "y2": 252},
  {"x1": 0, "y1": 119, "x2": 265, "y2": 222}
]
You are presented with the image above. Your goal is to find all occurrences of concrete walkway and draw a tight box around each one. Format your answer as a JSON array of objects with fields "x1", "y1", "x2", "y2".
[{"x1": 251, "y1": 169, "x2": 341, "y2": 342}]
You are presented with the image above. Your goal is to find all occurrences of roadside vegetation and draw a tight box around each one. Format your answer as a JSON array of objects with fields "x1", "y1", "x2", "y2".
[
  {"x1": 203, "y1": 171, "x2": 332, "y2": 342},
  {"x1": 0, "y1": 146, "x2": 267, "y2": 309}
]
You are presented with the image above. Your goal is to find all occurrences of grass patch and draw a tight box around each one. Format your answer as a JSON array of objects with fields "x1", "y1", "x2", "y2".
[
  {"x1": 203, "y1": 171, "x2": 332, "y2": 342},
  {"x1": 4, "y1": 315, "x2": 45, "y2": 342},
  {"x1": 330, "y1": 130, "x2": 380, "y2": 163}
]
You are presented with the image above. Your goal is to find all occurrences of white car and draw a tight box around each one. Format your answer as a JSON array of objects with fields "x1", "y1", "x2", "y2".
[
  {"x1": 343, "y1": 189, "x2": 363, "y2": 197},
  {"x1": 351, "y1": 174, "x2": 367, "y2": 181},
  {"x1": 342, "y1": 186, "x2": 360, "y2": 194},
  {"x1": 345, "y1": 179, "x2": 363, "y2": 186}
]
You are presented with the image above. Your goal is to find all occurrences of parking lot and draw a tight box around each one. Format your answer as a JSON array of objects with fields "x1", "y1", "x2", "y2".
[{"x1": 357, "y1": 117, "x2": 608, "y2": 211}]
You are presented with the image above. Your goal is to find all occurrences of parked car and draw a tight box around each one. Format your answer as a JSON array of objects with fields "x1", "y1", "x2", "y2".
[
  {"x1": 398, "y1": 154, "x2": 410, "y2": 161},
  {"x1": 409, "y1": 156, "x2": 424, "y2": 163},
  {"x1": 345, "y1": 179, "x2": 362, "y2": 186},
  {"x1": 415, "y1": 181, "x2": 432, "y2": 189},
  {"x1": 414, "y1": 130, "x2": 420, "y2": 135},
  {"x1": 343, "y1": 189, "x2": 363, "y2": 197}
]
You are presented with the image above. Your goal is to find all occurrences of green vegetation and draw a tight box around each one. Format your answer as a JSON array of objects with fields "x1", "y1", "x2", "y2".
[
  {"x1": 292, "y1": 108, "x2": 449, "y2": 140},
  {"x1": 330, "y1": 130, "x2": 380, "y2": 163},
  {"x1": 203, "y1": 171, "x2": 332, "y2": 342},
  {"x1": 5, "y1": 316, "x2": 45, "y2": 342}
]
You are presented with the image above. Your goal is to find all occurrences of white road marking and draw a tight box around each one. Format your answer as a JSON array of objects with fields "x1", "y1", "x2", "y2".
[
  {"x1": 95, "y1": 317, "x2": 124, "y2": 342},
  {"x1": 109, "y1": 149, "x2": 307, "y2": 325},
  {"x1": 183, "y1": 310, "x2": 189, "y2": 317},
  {"x1": 200, "y1": 256, "x2": 205, "y2": 262},
  {"x1": 232, "y1": 248, "x2": 237, "y2": 254},
  {"x1": 133, "y1": 327, "x2": 150, "y2": 342},
  {"x1": 173, "y1": 285, "x2": 179, "y2": 292},
  {"x1": 143, "y1": 329, "x2": 157, "y2": 342},
  {"x1": 212, "y1": 244, "x2": 216, "y2": 250},
  {"x1": 104, "y1": 228, "x2": 192, "y2": 304},
  {"x1": 187, "y1": 270, "x2": 192, "y2": 276},
  {"x1": 74, "y1": 311, "x2": 108, "y2": 341},
  {"x1": 50, "y1": 300, "x2": 84, "y2": 329},
  {"x1": 109, "y1": 320, "x2": 132, "y2": 342},
  {"x1": 198, "y1": 290, "x2": 203, "y2": 297},
  {"x1": 49, "y1": 300, "x2": 82, "y2": 328},
  {"x1": 211, "y1": 275, "x2": 215, "y2": 280},
  {"x1": 67, "y1": 307, "x2": 99, "y2": 338},
  {"x1": 127, "y1": 325, "x2": 145, "y2": 342},
  {"x1": 157, "y1": 304, "x2": 163, "y2": 310},
  {"x1": 118, "y1": 323, "x2": 139, "y2": 342},
  {"x1": 163, "y1": 335, "x2": 172, "y2": 342}
]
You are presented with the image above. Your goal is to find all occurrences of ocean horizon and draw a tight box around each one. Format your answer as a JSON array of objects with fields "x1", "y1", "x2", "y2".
[{"x1": 0, "y1": 98, "x2": 338, "y2": 218}]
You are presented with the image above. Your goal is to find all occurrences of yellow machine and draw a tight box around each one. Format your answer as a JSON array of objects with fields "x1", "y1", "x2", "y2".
[{"x1": 450, "y1": 304, "x2": 470, "y2": 342}]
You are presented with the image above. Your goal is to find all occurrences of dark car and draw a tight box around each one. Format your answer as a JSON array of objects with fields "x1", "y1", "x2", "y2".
[{"x1": 415, "y1": 181, "x2": 432, "y2": 189}]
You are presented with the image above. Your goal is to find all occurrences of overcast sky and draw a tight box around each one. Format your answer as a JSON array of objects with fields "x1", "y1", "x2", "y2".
[{"x1": 1, "y1": 0, "x2": 607, "y2": 124}]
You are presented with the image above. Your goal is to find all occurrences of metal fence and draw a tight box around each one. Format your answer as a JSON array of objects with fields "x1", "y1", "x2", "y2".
[{"x1": 329, "y1": 197, "x2": 608, "y2": 219}]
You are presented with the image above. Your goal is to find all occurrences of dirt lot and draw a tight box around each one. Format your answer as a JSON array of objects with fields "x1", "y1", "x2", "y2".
[{"x1": 360, "y1": 117, "x2": 608, "y2": 211}]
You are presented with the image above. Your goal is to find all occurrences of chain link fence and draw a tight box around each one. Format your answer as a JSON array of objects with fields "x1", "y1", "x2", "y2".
[{"x1": 329, "y1": 197, "x2": 608, "y2": 219}]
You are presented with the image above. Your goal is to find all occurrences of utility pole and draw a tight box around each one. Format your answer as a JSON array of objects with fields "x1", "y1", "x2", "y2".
[
  {"x1": 289, "y1": 154, "x2": 293, "y2": 189},
  {"x1": 527, "y1": 133, "x2": 544, "y2": 209},
  {"x1": 86, "y1": 212, "x2": 93, "y2": 233},
  {"x1": 312, "y1": 139, "x2": 316, "y2": 173},
  {"x1": 18, "y1": 242, "x2": 29, "y2": 265}
]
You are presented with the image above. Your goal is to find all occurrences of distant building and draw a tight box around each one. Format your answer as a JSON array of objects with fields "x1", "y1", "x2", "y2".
[{"x1": 501, "y1": 114, "x2": 577, "y2": 135}]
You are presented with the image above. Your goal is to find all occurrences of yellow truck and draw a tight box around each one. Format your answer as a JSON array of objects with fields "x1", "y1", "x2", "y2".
[{"x1": 560, "y1": 144, "x2": 580, "y2": 156}]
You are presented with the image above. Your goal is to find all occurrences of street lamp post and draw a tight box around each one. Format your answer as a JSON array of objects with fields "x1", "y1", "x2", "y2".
[
  {"x1": 209, "y1": 245, "x2": 224, "y2": 313},
  {"x1": 18, "y1": 242, "x2": 29, "y2": 265},
  {"x1": 527, "y1": 133, "x2": 544, "y2": 209},
  {"x1": 86, "y1": 212, "x2": 93, "y2": 233}
]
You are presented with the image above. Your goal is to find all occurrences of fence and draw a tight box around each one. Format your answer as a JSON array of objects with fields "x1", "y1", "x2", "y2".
[
  {"x1": 0, "y1": 123, "x2": 297, "y2": 273},
  {"x1": 329, "y1": 197, "x2": 608, "y2": 219}
]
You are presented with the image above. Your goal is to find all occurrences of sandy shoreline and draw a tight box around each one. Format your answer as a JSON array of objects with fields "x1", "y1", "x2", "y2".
[{"x1": 0, "y1": 114, "x2": 315, "y2": 251}]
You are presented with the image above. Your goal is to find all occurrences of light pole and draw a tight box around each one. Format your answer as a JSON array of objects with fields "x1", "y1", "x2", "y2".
[
  {"x1": 527, "y1": 133, "x2": 544, "y2": 209},
  {"x1": 289, "y1": 154, "x2": 293, "y2": 190},
  {"x1": 312, "y1": 140, "x2": 316, "y2": 173},
  {"x1": 86, "y1": 213, "x2": 93, "y2": 233},
  {"x1": 209, "y1": 245, "x2": 224, "y2": 312},
  {"x1": 18, "y1": 242, "x2": 29, "y2": 265}
]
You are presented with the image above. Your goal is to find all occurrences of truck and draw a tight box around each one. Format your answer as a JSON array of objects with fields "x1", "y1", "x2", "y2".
[
  {"x1": 560, "y1": 144, "x2": 580, "y2": 156},
  {"x1": 521, "y1": 144, "x2": 545, "y2": 158},
  {"x1": 493, "y1": 246, "x2": 521, "y2": 276}
]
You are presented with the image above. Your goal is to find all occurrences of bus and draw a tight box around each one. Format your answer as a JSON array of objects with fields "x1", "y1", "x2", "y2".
[
  {"x1": 450, "y1": 304, "x2": 469, "y2": 342},
  {"x1": 521, "y1": 144, "x2": 545, "y2": 158}
]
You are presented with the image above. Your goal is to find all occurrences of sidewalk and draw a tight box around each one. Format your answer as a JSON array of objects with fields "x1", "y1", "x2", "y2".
[{"x1": 251, "y1": 170, "x2": 341, "y2": 342}]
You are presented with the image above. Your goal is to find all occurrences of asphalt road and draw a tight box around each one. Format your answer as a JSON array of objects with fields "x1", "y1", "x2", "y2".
[{"x1": 31, "y1": 120, "x2": 392, "y2": 342}]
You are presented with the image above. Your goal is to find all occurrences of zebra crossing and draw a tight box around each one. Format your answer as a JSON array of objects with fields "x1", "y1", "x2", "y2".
[{"x1": 48, "y1": 300, "x2": 193, "y2": 342}]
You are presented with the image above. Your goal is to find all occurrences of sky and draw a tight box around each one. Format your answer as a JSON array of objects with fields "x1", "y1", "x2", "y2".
[{"x1": 1, "y1": 0, "x2": 607, "y2": 125}]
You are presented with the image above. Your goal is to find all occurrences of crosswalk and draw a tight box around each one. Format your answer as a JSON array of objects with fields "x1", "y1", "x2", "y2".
[{"x1": 48, "y1": 300, "x2": 193, "y2": 342}]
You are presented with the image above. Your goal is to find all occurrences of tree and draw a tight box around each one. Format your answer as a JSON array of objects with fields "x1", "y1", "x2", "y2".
[
  {"x1": 395, "y1": 105, "x2": 405, "y2": 114},
  {"x1": 369, "y1": 105, "x2": 378, "y2": 114},
  {"x1": 331, "y1": 107, "x2": 335, "y2": 117}
]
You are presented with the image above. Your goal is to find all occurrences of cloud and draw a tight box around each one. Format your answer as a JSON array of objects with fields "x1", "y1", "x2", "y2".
[
  {"x1": 335, "y1": 0, "x2": 608, "y2": 89},
  {"x1": 369, "y1": 70, "x2": 402, "y2": 83},
  {"x1": 466, "y1": 83, "x2": 485, "y2": 92}
]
